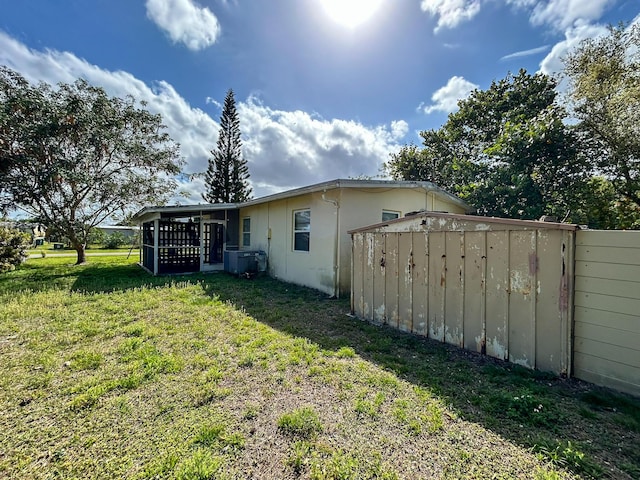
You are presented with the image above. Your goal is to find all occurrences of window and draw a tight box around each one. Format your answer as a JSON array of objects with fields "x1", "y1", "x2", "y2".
[
  {"x1": 293, "y1": 209, "x2": 310, "y2": 252},
  {"x1": 242, "y1": 217, "x2": 251, "y2": 247},
  {"x1": 382, "y1": 210, "x2": 400, "y2": 222}
]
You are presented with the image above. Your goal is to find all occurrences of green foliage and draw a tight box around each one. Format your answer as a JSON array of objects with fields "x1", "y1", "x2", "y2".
[
  {"x1": 69, "y1": 350, "x2": 103, "y2": 371},
  {"x1": 533, "y1": 439, "x2": 603, "y2": 478},
  {"x1": 175, "y1": 449, "x2": 224, "y2": 480},
  {"x1": 0, "y1": 67, "x2": 182, "y2": 264},
  {"x1": 103, "y1": 232, "x2": 127, "y2": 249},
  {"x1": 277, "y1": 406, "x2": 323, "y2": 438},
  {"x1": 564, "y1": 23, "x2": 640, "y2": 210},
  {"x1": 386, "y1": 70, "x2": 586, "y2": 221},
  {"x1": 570, "y1": 176, "x2": 640, "y2": 229},
  {"x1": 485, "y1": 389, "x2": 560, "y2": 429},
  {"x1": 193, "y1": 422, "x2": 245, "y2": 451},
  {"x1": 203, "y1": 89, "x2": 252, "y2": 203},
  {"x1": 354, "y1": 391, "x2": 385, "y2": 418},
  {"x1": 86, "y1": 228, "x2": 105, "y2": 246},
  {"x1": 581, "y1": 389, "x2": 640, "y2": 433},
  {"x1": 0, "y1": 226, "x2": 30, "y2": 273}
]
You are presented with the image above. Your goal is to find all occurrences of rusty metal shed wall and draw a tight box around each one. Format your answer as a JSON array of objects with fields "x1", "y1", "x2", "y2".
[
  {"x1": 573, "y1": 230, "x2": 640, "y2": 397},
  {"x1": 350, "y1": 213, "x2": 575, "y2": 375}
]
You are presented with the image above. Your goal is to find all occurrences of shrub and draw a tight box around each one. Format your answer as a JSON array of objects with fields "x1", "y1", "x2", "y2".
[
  {"x1": 87, "y1": 228, "x2": 105, "y2": 246},
  {"x1": 0, "y1": 227, "x2": 30, "y2": 273},
  {"x1": 103, "y1": 232, "x2": 126, "y2": 249}
]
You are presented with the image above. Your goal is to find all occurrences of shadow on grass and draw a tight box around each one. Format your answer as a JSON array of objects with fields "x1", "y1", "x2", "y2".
[{"x1": 5, "y1": 258, "x2": 640, "y2": 478}]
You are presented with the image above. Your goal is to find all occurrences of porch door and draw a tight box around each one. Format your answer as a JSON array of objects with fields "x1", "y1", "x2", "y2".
[{"x1": 204, "y1": 222, "x2": 224, "y2": 264}]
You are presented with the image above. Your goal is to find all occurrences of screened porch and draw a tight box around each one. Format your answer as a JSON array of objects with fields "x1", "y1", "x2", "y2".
[{"x1": 139, "y1": 208, "x2": 239, "y2": 275}]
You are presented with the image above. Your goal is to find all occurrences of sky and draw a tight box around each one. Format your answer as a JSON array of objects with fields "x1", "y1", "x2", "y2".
[{"x1": 1, "y1": 0, "x2": 639, "y2": 203}]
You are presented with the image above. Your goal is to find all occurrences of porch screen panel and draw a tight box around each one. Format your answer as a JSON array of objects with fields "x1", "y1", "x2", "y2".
[
  {"x1": 142, "y1": 222, "x2": 155, "y2": 272},
  {"x1": 157, "y1": 221, "x2": 200, "y2": 274}
]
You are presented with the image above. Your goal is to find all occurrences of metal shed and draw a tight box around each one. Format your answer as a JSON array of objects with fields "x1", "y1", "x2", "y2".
[{"x1": 350, "y1": 212, "x2": 577, "y2": 376}]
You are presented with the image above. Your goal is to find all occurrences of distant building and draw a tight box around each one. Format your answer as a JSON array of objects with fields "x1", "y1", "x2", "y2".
[{"x1": 96, "y1": 225, "x2": 140, "y2": 239}]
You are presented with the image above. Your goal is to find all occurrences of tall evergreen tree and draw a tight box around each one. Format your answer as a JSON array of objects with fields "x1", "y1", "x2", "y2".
[{"x1": 203, "y1": 89, "x2": 252, "y2": 203}]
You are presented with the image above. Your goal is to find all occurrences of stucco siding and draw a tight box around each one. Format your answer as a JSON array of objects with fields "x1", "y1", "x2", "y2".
[
  {"x1": 336, "y1": 188, "x2": 467, "y2": 297},
  {"x1": 240, "y1": 186, "x2": 467, "y2": 297},
  {"x1": 240, "y1": 192, "x2": 337, "y2": 295}
]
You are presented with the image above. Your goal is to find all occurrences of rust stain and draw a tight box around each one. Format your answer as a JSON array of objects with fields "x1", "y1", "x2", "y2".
[
  {"x1": 440, "y1": 254, "x2": 446, "y2": 287},
  {"x1": 529, "y1": 253, "x2": 538, "y2": 275},
  {"x1": 480, "y1": 337, "x2": 486, "y2": 355},
  {"x1": 559, "y1": 259, "x2": 568, "y2": 311}
]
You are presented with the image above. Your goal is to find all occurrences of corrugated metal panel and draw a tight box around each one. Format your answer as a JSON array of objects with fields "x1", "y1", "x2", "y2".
[
  {"x1": 508, "y1": 230, "x2": 536, "y2": 369},
  {"x1": 350, "y1": 214, "x2": 575, "y2": 376},
  {"x1": 385, "y1": 233, "x2": 400, "y2": 329},
  {"x1": 373, "y1": 234, "x2": 386, "y2": 324},
  {"x1": 444, "y1": 232, "x2": 464, "y2": 348},
  {"x1": 463, "y1": 231, "x2": 486, "y2": 354},
  {"x1": 411, "y1": 232, "x2": 428, "y2": 336},
  {"x1": 363, "y1": 233, "x2": 375, "y2": 321},
  {"x1": 398, "y1": 232, "x2": 413, "y2": 333},
  {"x1": 573, "y1": 230, "x2": 640, "y2": 396},
  {"x1": 485, "y1": 231, "x2": 509, "y2": 361},
  {"x1": 428, "y1": 232, "x2": 446, "y2": 342}
]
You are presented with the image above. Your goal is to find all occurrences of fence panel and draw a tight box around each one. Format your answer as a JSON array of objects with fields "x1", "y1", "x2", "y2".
[{"x1": 573, "y1": 230, "x2": 640, "y2": 396}]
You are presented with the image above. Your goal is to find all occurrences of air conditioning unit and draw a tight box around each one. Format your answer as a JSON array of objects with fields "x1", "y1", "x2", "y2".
[{"x1": 224, "y1": 250, "x2": 267, "y2": 275}]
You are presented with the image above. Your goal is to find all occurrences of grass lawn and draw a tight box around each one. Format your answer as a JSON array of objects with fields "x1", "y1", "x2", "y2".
[
  {"x1": 27, "y1": 246, "x2": 139, "y2": 255},
  {"x1": 1, "y1": 256, "x2": 638, "y2": 479}
]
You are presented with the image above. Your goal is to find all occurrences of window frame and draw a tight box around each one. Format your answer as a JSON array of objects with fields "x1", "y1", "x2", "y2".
[
  {"x1": 382, "y1": 210, "x2": 401, "y2": 222},
  {"x1": 293, "y1": 208, "x2": 311, "y2": 252},
  {"x1": 242, "y1": 217, "x2": 251, "y2": 247}
]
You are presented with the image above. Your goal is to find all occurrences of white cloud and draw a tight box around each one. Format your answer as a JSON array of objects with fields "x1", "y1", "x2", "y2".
[
  {"x1": 391, "y1": 120, "x2": 409, "y2": 139},
  {"x1": 420, "y1": 76, "x2": 479, "y2": 114},
  {"x1": 238, "y1": 98, "x2": 407, "y2": 195},
  {"x1": 501, "y1": 45, "x2": 550, "y2": 60},
  {"x1": 539, "y1": 23, "x2": 608, "y2": 75},
  {"x1": 527, "y1": 0, "x2": 615, "y2": 31},
  {"x1": 145, "y1": 0, "x2": 220, "y2": 51},
  {"x1": 506, "y1": 0, "x2": 615, "y2": 32},
  {"x1": 420, "y1": 0, "x2": 481, "y2": 32},
  {"x1": 0, "y1": 31, "x2": 406, "y2": 201},
  {"x1": 205, "y1": 96, "x2": 222, "y2": 109}
]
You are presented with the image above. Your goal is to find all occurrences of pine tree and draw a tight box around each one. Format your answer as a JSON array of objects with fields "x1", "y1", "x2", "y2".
[{"x1": 203, "y1": 89, "x2": 252, "y2": 203}]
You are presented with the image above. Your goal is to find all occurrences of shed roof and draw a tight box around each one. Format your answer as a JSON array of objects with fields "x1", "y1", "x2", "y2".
[{"x1": 348, "y1": 211, "x2": 580, "y2": 234}]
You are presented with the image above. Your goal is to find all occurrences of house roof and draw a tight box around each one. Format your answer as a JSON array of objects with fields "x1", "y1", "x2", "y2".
[{"x1": 132, "y1": 178, "x2": 470, "y2": 221}]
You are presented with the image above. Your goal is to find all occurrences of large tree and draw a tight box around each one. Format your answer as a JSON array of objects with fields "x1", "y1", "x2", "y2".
[
  {"x1": 563, "y1": 23, "x2": 640, "y2": 208},
  {"x1": 386, "y1": 70, "x2": 586, "y2": 220},
  {"x1": 0, "y1": 67, "x2": 182, "y2": 264},
  {"x1": 203, "y1": 89, "x2": 251, "y2": 203}
]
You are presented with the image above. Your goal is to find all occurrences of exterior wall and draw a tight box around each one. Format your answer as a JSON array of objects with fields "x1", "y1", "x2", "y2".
[
  {"x1": 239, "y1": 192, "x2": 338, "y2": 295},
  {"x1": 351, "y1": 215, "x2": 575, "y2": 375},
  {"x1": 241, "y1": 188, "x2": 467, "y2": 296},
  {"x1": 573, "y1": 231, "x2": 640, "y2": 396},
  {"x1": 337, "y1": 189, "x2": 467, "y2": 297}
]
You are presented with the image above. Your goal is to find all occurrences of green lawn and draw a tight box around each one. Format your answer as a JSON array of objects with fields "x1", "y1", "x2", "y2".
[
  {"x1": 1, "y1": 256, "x2": 638, "y2": 479},
  {"x1": 27, "y1": 245, "x2": 139, "y2": 255}
]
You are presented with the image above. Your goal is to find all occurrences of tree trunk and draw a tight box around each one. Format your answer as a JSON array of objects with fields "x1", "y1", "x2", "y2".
[{"x1": 73, "y1": 243, "x2": 87, "y2": 265}]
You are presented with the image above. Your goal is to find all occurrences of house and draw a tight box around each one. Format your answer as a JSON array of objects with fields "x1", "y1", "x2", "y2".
[
  {"x1": 96, "y1": 225, "x2": 140, "y2": 240},
  {"x1": 132, "y1": 179, "x2": 470, "y2": 297}
]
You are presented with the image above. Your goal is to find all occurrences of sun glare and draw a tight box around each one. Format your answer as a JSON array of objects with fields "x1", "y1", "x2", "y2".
[{"x1": 320, "y1": 0, "x2": 384, "y2": 28}]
